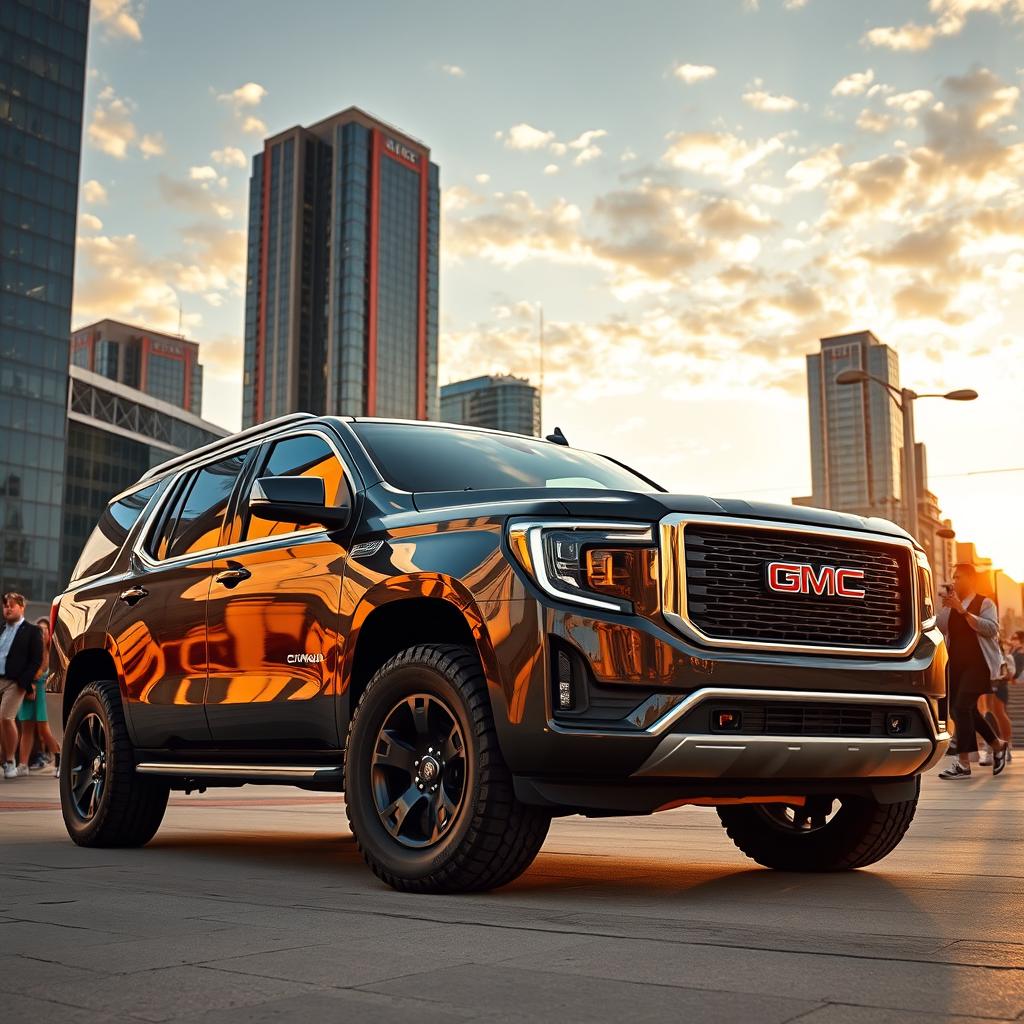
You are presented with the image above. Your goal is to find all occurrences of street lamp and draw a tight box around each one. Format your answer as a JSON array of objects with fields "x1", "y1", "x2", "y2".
[{"x1": 833, "y1": 369, "x2": 978, "y2": 538}]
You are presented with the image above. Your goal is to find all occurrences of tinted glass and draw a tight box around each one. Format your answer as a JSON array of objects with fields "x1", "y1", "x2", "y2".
[
  {"x1": 352, "y1": 423, "x2": 655, "y2": 493},
  {"x1": 161, "y1": 454, "x2": 246, "y2": 560},
  {"x1": 70, "y1": 483, "x2": 159, "y2": 582},
  {"x1": 243, "y1": 434, "x2": 346, "y2": 541}
]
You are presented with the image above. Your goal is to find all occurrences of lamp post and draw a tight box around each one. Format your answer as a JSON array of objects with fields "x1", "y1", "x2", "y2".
[{"x1": 833, "y1": 369, "x2": 977, "y2": 539}]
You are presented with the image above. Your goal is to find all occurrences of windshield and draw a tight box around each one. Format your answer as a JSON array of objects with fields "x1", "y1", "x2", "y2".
[{"x1": 351, "y1": 422, "x2": 657, "y2": 494}]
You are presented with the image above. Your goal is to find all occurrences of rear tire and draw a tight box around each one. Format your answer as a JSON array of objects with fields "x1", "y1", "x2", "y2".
[
  {"x1": 345, "y1": 644, "x2": 551, "y2": 893},
  {"x1": 60, "y1": 680, "x2": 169, "y2": 848},
  {"x1": 717, "y1": 784, "x2": 919, "y2": 871}
]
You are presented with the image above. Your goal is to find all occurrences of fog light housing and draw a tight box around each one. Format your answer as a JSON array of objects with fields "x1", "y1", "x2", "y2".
[
  {"x1": 713, "y1": 709, "x2": 742, "y2": 732},
  {"x1": 887, "y1": 713, "x2": 910, "y2": 736}
]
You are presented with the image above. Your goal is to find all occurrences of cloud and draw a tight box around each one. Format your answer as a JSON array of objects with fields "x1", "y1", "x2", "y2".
[
  {"x1": 501, "y1": 123, "x2": 556, "y2": 150},
  {"x1": 212, "y1": 146, "x2": 248, "y2": 168},
  {"x1": 474, "y1": 172, "x2": 490, "y2": 184},
  {"x1": 674, "y1": 63, "x2": 718, "y2": 84},
  {"x1": 92, "y1": 0, "x2": 143, "y2": 40},
  {"x1": 856, "y1": 109, "x2": 894, "y2": 133},
  {"x1": 218, "y1": 82, "x2": 267, "y2": 108},
  {"x1": 663, "y1": 130, "x2": 786, "y2": 183},
  {"x1": 885, "y1": 89, "x2": 935, "y2": 114},
  {"x1": 139, "y1": 132, "x2": 165, "y2": 158},
  {"x1": 81, "y1": 179, "x2": 108, "y2": 205},
  {"x1": 568, "y1": 128, "x2": 608, "y2": 165},
  {"x1": 87, "y1": 86, "x2": 136, "y2": 158},
  {"x1": 158, "y1": 174, "x2": 234, "y2": 220},
  {"x1": 832, "y1": 70, "x2": 875, "y2": 97},
  {"x1": 543, "y1": 164, "x2": 559, "y2": 175},
  {"x1": 79, "y1": 213, "x2": 103, "y2": 232},
  {"x1": 864, "y1": 0, "x2": 1024, "y2": 51},
  {"x1": 743, "y1": 89, "x2": 804, "y2": 113},
  {"x1": 786, "y1": 144, "x2": 844, "y2": 190},
  {"x1": 441, "y1": 64, "x2": 465, "y2": 77}
]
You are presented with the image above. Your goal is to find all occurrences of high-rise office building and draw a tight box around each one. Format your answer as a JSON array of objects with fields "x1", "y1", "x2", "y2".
[
  {"x1": 242, "y1": 107, "x2": 439, "y2": 427},
  {"x1": 440, "y1": 375, "x2": 541, "y2": 437},
  {"x1": 804, "y1": 331, "x2": 903, "y2": 525},
  {"x1": 61, "y1": 364, "x2": 226, "y2": 588},
  {"x1": 0, "y1": 0, "x2": 90, "y2": 601},
  {"x1": 71, "y1": 319, "x2": 204, "y2": 417}
]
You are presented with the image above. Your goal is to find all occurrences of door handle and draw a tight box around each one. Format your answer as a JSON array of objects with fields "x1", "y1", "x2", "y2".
[
  {"x1": 119, "y1": 586, "x2": 148, "y2": 606},
  {"x1": 214, "y1": 566, "x2": 252, "y2": 588}
]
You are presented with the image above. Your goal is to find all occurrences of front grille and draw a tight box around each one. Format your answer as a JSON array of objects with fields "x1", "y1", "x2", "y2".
[{"x1": 678, "y1": 524, "x2": 914, "y2": 651}]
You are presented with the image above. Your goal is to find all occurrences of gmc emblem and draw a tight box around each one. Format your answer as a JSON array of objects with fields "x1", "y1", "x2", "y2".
[{"x1": 766, "y1": 561, "x2": 866, "y2": 600}]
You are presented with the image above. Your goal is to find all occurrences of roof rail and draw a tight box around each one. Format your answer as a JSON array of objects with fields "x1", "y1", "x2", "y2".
[{"x1": 139, "y1": 412, "x2": 317, "y2": 482}]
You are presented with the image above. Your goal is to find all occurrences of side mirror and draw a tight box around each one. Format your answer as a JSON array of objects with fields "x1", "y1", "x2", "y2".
[{"x1": 249, "y1": 475, "x2": 350, "y2": 529}]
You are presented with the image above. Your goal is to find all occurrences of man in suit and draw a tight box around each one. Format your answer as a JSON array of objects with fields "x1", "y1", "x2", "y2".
[{"x1": 0, "y1": 592, "x2": 44, "y2": 779}]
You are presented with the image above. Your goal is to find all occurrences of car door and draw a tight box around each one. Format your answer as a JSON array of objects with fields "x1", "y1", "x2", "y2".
[
  {"x1": 108, "y1": 449, "x2": 250, "y2": 749},
  {"x1": 204, "y1": 430, "x2": 354, "y2": 749}
]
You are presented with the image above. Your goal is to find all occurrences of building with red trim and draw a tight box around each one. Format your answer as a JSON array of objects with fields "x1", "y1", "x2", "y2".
[
  {"x1": 71, "y1": 319, "x2": 204, "y2": 418},
  {"x1": 241, "y1": 107, "x2": 439, "y2": 426}
]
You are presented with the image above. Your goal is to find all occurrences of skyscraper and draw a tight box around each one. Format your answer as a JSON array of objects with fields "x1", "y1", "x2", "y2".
[
  {"x1": 0, "y1": 0, "x2": 90, "y2": 601},
  {"x1": 71, "y1": 319, "x2": 204, "y2": 417},
  {"x1": 805, "y1": 331, "x2": 903, "y2": 524},
  {"x1": 242, "y1": 107, "x2": 439, "y2": 427},
  {"x1": 440, "y1": 375, "x2": 541, "y2": 437}
]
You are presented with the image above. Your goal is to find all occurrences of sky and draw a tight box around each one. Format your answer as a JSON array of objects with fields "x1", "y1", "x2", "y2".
[{"x1": 73, "y1": 0, "x2": 1024, "y2": 577}]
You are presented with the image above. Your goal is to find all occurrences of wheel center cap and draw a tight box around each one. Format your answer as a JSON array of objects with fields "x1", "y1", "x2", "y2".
[
  {"x1": 92, "y1": 756, "x2": 103, "y2": 775},
  {"x1": 419, "y1": 756, "x2": 440, "y2": 783}
]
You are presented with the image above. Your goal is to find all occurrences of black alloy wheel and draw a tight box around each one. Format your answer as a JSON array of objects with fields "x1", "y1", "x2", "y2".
[
  {"x1": 371, "y1": 693, "x2": 467, "y2": 848},
  {"x1": 757, "y1": 796, "x2": 840, "y2": 834},
  {"x1": 68, "y1": 711, "x2": 108, "y2": 821}
]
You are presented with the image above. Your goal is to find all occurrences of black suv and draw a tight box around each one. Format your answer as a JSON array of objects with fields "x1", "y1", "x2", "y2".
[{"x1": 51, "y1": 413, "x2": 947, "y2": 892}]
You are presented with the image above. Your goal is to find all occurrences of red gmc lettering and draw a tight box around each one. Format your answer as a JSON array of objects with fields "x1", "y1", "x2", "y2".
[{"x1": 767, "y1": 562, "x2": 866, "y2": 599}]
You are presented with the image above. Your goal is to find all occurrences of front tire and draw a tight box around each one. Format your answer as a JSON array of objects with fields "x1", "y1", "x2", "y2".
[
  {"x1": 60, "y1": 680, "x2": 169, "y2": 848},
  {"x1": 717, "y1": 784, "x2": 919, "y2": 871},
  {"x1": 345, "y1": 644, "x2": 551, "y2": 893}
]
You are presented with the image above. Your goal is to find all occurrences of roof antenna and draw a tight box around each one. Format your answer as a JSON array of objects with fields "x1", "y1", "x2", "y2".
[{"x1": 546, "y1": 426, "x2": 569, "y2": 446}]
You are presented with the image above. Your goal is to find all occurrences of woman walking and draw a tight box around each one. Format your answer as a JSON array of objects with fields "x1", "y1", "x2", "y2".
[{"x1": 16, "y1": 616, "x2": 61, "y2": 776}]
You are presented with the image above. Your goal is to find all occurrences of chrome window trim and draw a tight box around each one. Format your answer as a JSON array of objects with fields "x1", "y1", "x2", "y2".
[
  {"x1": 660, "y1": 513, "x2": 922, "y2": 659},
  {"x1": 132, "y1": 427, "x2": 355, "y2": 571}
]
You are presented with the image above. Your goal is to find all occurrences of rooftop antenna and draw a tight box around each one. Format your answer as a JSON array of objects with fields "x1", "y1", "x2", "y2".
[{"x1": 177, "y1": 300, "x2": 184, "y2": 338}]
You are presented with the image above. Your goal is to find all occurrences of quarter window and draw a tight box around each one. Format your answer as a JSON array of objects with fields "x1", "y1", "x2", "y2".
[
  {"x1": 158, "y1": 453, "x2": 246, "y2": 560},
  {"x1": 71, "y1": 483, "x2": 159, "y2": 582},
  {"x1": 243, "y1": 434, "x2": 346, "y2": 541}
]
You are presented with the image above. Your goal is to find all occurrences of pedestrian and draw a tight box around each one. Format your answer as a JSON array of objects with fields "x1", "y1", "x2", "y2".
[
  {"x1": 16, "y1": 616, "x2": 61, "y2": 776},
  {"x1": 0, "y1": 592, "x2": 44, "y2": 780},
  {"x1": 937, "y1": 565, "x2": 1009, "y2": 779}
]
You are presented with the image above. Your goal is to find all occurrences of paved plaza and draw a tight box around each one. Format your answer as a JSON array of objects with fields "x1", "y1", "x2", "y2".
[{"x1": 1, "y1": 763, "x2": 1022, "y2": 1023}]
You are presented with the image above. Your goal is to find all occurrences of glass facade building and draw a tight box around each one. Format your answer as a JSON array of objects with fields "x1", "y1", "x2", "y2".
[
  {"x1": 61, "y1": 365, "x2": 226, "y2": 585},
  {"x1": 242, "y1": 107, "x2": 439, "y2": 426},
  {"x1": 71, "y1": 319, "x2": 204, "y2": 416},
  {"x1": 0, "y1": 0, "x2": 89, "y2": 603},
  {"x1": 806, "y1": 331, "x2": 903, "y2": 524},
  {"x1": 440, "y1": 375, "x2": 541, "y2": 437}
]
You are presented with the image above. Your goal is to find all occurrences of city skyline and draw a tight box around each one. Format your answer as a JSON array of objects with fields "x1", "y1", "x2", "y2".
[{"x1": 70, "y1": 0, "x2": 1024, "y2": 576}]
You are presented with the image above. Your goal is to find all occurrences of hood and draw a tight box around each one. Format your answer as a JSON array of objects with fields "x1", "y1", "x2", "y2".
[{"x1": 411, "y1": 487, "x2": 913, "y2": 543}]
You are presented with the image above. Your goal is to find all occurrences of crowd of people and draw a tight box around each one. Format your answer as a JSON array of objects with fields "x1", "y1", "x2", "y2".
[
  {"x1": 0, "y1": 592, "x2": 60, "y2": 780},
  {"x1": 937, "y1": 564, "x2": 1020, "y2": 779}
]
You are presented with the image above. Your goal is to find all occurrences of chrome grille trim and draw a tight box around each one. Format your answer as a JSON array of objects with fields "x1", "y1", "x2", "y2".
[{"x1": 659, "y1": 513, "x2": 921, "y2": 658}]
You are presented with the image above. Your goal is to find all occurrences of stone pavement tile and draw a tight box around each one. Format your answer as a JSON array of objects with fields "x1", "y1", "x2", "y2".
[
  {"x1": 26, "y1": 923, "x2": 329, "y2": 975},
  {"x1": 0, "y1": 990, "x2": 134, "y2": 1024},
  {"x1": 17, "y1": 963, "x2": 318, "y2": 1024},
  {"x1": 501, "y1": 935, "x2": 1024, "y2": 1019},
  {"x1": 937, "y1": 940, "x2": 1024, "y2": 968},
  {"x1": 0, "y1": 953, "x2": 107, "y2": 996},
  {"x1": 0, "y1": 919, "x2": 123, "y2": 958},
  {"x1": 200, "y1": 920, "x2": 583, "y2": 988},
  {"x1": 357, "y1": 962, "x2": 820, "y2": 1024},
  {"x1": 791, "y1": 1005, "x2": 1019, "y2": 1024},
  {"x1": 173, "y1": 987, "x2": 480, "y2": 1024}
]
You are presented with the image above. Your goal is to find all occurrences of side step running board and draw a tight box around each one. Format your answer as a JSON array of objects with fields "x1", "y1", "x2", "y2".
[{"x1": 135, "y1": 763, "x2": 343, "y2": 780}]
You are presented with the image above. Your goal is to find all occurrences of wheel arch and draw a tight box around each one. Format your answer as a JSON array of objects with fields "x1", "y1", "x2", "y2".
[{"x1": 62, "y1": 643, "x2": 123, "y2": 726}]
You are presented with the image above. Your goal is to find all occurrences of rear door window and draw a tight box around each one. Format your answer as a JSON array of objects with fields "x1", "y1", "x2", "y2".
[
  {"x1": 155, "y1": 453, "x2": 247, "y2": 561},
  {"x1": 71, "y1": 483, "x2": 159, "y2": 582}
]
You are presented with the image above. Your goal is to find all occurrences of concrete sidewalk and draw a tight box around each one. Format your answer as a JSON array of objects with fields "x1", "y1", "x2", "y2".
[{"x1": 1, "y1": 762, "x2": 1022, "y2": 1023}]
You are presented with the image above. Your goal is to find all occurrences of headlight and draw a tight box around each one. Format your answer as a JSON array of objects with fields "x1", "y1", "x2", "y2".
[
  {"x1": 507, "y1": 520, "x2": 658, "y2": 613},
  {"x1": 916, "y1": 550, "x2": 935, "y2": 626}
]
